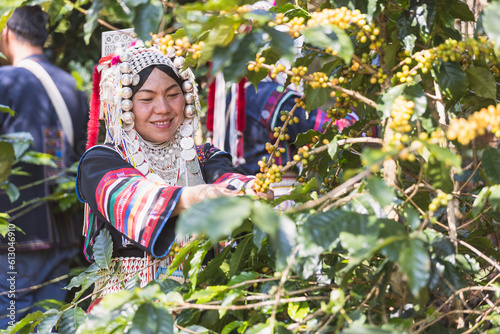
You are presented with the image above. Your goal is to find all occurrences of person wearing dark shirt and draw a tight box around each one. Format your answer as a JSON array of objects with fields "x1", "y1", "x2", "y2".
[{"x1": 0, "y1": 6, "x2": 89, "y2": 327}]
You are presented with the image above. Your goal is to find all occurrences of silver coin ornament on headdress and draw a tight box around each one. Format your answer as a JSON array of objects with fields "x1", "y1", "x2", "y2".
[{"x1": 97, "y1": 31, "x2": 204, "y2": 186}]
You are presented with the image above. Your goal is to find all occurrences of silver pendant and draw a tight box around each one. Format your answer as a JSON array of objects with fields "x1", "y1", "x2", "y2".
[
  {"x1": 180, "y1": 137, "x2": 194, "y2": 150},
  {"x1": 180, "y1": 124, "x2": 193, "y2": 137},
  {"x1": 181, "y1": 148, "x2": 196, "y2": 161},
  {"x1": 186, "y1": 159, "x2": 200, "y2": 173}
]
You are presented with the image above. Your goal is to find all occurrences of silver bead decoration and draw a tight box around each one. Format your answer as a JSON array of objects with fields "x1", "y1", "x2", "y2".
[
  {"x1": 119, "y1": 62, "x2": 132, "y2": 73},
  {"x1": 132, "y1": 74, "x2": 140, "y2": 86},
  {"x1": 173, "y1": 57, "x2": 185, "y2": 69},
  {"x1": 182, "y1": 81, "x2": 194, "y2": 93},
  {"x1": 166, "y1": 47, "x2": 176, "y2": 58},
  {"x1": 121, "y1": 87, "x2": 133, "y2": 99},
  {"x1": 121, "y1": 111, "x2": 135, "y2": 125},
  {"x1": 184, "y1": 104, "x2": 196, "y2": 118},
  {"x1": 121, "y1": 74, "x2": 132, "y2": 86},
  {"x1": 120, "y1": 51, "x2": 131, "y2": 62},
  {"x1": 122, "y1": 99, "x2": 133, "y2": 111},
  {"x1": 180, "y1": 70, "x2": 190, "y2": 80},
  {"x1": 184, "y1": 93, "x2": 195, "y2": 104}
]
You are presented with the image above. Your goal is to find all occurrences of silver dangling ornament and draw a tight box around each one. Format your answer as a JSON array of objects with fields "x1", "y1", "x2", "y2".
[
  {"x1": 180, "y1": 70, "x2": 190, "y2": 80},
  {"x1": 121, "y1": 74, "x2": 132, "y2": 86},
  {"x1": 121, "y1": 87, "x2": 133, "y2": 99},
  {"x1": 119, "y1": 51, "x2": 131, "y2": 62},
  {"x1": 132, "y1": 74, "x2": 140, "y2": 86},
  {"x1": 184, "y1": 93, "x2": 195, "y2": 104},
  {"x1": 122, "y1": 99, "x2": 133, "y2": 111},
  {"x1": 121, "y1": 111, "x2": 135, "y2": 125},
  {"x1": 182, "y1": 81, "x2": 194, "y2": 93},
  {"x1": 184, "y1": 104, "x2": 196, "y2": 118},
  {"x1": 119, "y1": 62, "x2": 132, "y2": 73},
  {"x1": 173, "y1": 56, "x2": 185, "y2": 69}
]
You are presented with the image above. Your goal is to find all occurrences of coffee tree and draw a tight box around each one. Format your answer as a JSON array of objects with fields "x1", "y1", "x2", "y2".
[{"x1": 4, "y1": 0, "x2": 500, "y2": 333}]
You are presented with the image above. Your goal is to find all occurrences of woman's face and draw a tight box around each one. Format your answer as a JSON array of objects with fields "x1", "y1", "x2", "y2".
[{"x1": 132, "y1": 67, "x2": 185, "y2": 143}]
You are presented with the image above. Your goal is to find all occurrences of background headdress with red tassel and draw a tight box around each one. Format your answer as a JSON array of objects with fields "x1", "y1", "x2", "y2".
[{"x1": 86, "y1": 65, "x2": 101, "y2": 150}]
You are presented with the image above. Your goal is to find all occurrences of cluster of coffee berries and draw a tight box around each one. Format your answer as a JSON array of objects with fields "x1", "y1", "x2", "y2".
[
  {"x1": 320, "y1": 174, "x2": 340, "y2": 193},
  {"x1": 247, "y1": 54, "x2": 266, "y2": 72},
  {"x1": 368, "y1": 67, "x2": 388, "y2": 85},
  {"x1": 254, "y1": 164, "x2": 283, "y2": 193},
  {"x1": 290, "y1": 66, "x2": 308, "y2": 86},
  {"x1": 395, "y1": 64, "x2": 417, "y2": 84},
  {"x1": 265, "y1": 141, "x2": 287, "y2": 157},
  {"x1": 384, "y1": 132, "x2": 411, "y2": 153},
  {"x1": 292, "y1": 145, "x2": 313, "y2": 167},
  {"x1": 390, "y1": 96, "x2": 414, "y2": 133},
  {"x1": 269, "y1": 63, "x2": 288, "y2": 80},
  {"x1": 447, "y1": 104, "x2": 500, "y2": 145},
  {"x1": 288, "y1": 16, "x2": 306, "y2": 38},
  {"x1": 307, "y1": 7, "x2": 366, "y2": 31},
  {"x1": 326, "y1": 94, "x2": 356, "y2": 120},
  {"x1": 150, "y1": 34, "x2": 204, "y2": 60},
  {"x1": 309, "y1": 72, "x2": 330, "y2": 89},
  {"x1": 414, "y1": 37, "x2": 497, "y2": 75},
  {"x1": 167, "y1": 242, "x2": 182, "y2": 256},
  {"x1": 428, "y1": 191, "x2": 453, "y2": 212}
]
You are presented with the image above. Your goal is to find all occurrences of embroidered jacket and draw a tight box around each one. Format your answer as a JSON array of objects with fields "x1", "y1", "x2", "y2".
[{"x1": 76, "y1": 143, "x2": 253, "y2": 262}]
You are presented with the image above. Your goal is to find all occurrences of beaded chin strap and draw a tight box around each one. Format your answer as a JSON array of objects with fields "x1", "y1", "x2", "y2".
[{"x1": 92, "y1": 29, "x2": 204, "y2": 186}]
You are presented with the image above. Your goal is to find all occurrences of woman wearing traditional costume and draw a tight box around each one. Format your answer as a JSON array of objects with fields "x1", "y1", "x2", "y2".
[{"x1": 76, "y1": 40, "x2": 271, "y2": 299}]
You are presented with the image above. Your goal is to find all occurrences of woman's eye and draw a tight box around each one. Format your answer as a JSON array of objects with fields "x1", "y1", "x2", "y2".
[{"x1": 168, "y1": 93, "x2": 180, "y2": 98}]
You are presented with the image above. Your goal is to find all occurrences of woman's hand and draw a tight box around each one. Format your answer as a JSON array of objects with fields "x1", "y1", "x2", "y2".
[
  {"x1": 172, "y1": 181, "x2": 274, "y2": 217},
  {"x1": 244, "y1": 180, "x2": 274, "y2": 201},
  {"x1": 172, "y1": 184, "x2": 239, "y2": 216}
]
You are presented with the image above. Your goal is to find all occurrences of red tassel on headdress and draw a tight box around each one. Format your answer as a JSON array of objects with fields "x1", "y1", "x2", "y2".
[
  {"x1": 206, "y1": 63, "x2": 215, "y2": 136},
  {"x1": 86, "y1": 65, "x2": 101, "y2": 150},
  {"x1": 235, "y1": 77, "x2": 247, "y2": 166},
  {"x1": 236, "y1": 78, "x2": 246, "y2": 132}
]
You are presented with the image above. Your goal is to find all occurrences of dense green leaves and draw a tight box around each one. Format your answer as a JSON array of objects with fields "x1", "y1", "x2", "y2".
[
  {"x1": 129, "y1": 303, "x2": 174, "y2": 334},
  {"x1": 177, "y1": 196, "x2": 252, "y2": 242}
]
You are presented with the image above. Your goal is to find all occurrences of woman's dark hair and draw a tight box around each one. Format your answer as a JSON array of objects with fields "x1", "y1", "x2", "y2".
[
  {"x1": 6, "y1": 5, "x2": 49, "y2": 47},
  {"x1": 131, "y1": 64, "x2": 184, "y2": 97}
]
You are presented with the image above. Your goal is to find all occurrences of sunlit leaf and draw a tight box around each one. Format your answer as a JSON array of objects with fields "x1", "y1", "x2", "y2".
[
  {"x1": 398, "y1": 238, "x2": 430, "y2": 296},
  {"x1": 132, "y1": 1, "x2": 163, "y2": 42},
  {"x1": 435, "y1": 62, "x2": 467, "y2": 102},
  {"x1": 93, "y1": 229, "x2": 113, "y2": 269},
  {"x1": 366, "y1": 176, "x2": 398, "y2": 207},
  {"x1": 58, "y1": 307, "x2": 87, "y2": 334},
  {"x1": 0, "y1": 104, "x2": 15, "y2": 116},
  {"x1": 466, "y1": 67, "x2": 497, "y2": 101},
  {"x1": 128, "y1": 303, "x2": 174, "y2": 334}
]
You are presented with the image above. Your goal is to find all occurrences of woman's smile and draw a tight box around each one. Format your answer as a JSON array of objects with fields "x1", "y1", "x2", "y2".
[{"x1": 132, "y1": 68, "x2": 185, "y2": 143}]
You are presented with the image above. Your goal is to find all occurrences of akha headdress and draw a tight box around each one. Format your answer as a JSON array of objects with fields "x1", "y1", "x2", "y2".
[{"x1": 86, "y1": 29, "x2": 204, "y2": 186}]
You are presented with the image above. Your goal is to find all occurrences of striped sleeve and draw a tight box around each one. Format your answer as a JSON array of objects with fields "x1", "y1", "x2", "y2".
[{"x1": 77, "y1": 146, "x2": 183, "y2": 258}]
